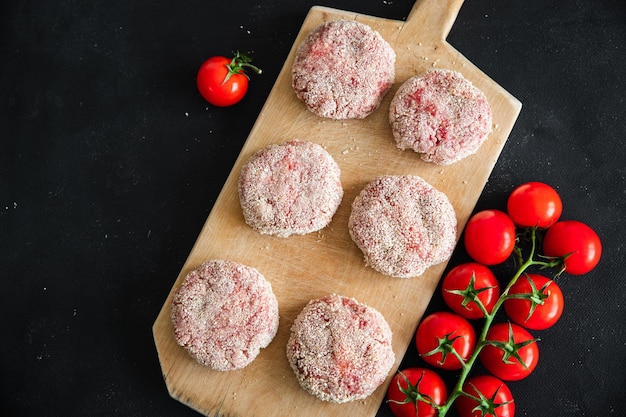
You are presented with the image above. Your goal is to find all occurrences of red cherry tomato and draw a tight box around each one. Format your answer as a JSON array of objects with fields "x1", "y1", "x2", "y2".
[
  {"x1": 416, "y1": 312, "x2": 476, "y2": 370},
  {"x1": 507, "y1": 182, "x2": 562, "y2": 228},
  {"x1": 504, "y1": 273, "x2": 564, "y2": 330},
  {"x1": 464, "y1": 210, "x2": 516, "y2": 265},
  {"x1": 479, "y1": 322, "x2": 539, "y2": 381},
  {"x1": 196, "y1": 52, "x2": 261, "y2": 107},
  {"x1": 442, "y1": 263, "x2": 501, "y2": 319},
  {"x1": 542, "y1": 220, "x2": 602, "y2": 275},
  {"x1": 387, "y1": 368, "x2": 447, "y2": 417},
  {"x1": 456, "y1": 375, "x2": 515, "y2": 417}
]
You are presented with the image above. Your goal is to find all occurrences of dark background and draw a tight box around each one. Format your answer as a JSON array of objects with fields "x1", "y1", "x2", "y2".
[{"x1": 2, "y1": 0, "x2": 625, "y2": 416}]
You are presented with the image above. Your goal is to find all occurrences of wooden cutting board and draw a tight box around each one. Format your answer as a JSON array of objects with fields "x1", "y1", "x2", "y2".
[{"x1": 152, "y1": 0, "x2": 521, "y2": 415}]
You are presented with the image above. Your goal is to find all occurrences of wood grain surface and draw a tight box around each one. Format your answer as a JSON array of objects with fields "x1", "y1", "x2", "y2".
[{"x1": 153, "y1": 1, "x2": 522, "y2": 415}]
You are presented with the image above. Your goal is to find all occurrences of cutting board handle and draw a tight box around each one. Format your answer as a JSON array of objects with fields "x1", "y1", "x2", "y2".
[{"x1": 402, "y1": 0, "x2": 465, "y2": 41}]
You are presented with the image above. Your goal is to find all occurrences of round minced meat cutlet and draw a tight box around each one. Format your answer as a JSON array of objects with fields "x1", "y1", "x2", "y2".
[
  {"x1": 292, "y1": 19, "x2": 396, "y2": 120},
  {"x1": 389, "y1": 69, "x2": 492, "y2": 165},
  {"x1": 286, "y1": 294, "x2": 395, "y2": 403},
  {"x1": 171, "y1": 260, "x2": 279, "y2": 371},
  {"x1": 349, "y1": 175, "x2": 457, "y2": 278},
  {"x1": 238, "y1": 140, "x2": 343, "y2": 238}
]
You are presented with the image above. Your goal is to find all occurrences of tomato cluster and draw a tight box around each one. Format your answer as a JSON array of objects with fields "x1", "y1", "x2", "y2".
[{"x1": 387, "y1": 181, "x2": 602, "y2": 417}]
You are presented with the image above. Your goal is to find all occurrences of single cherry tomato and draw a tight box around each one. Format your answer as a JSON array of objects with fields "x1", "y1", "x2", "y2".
[
  {"x1": 464, "y1": 210, "x2": 516, "y2": 265},
  {"x1": 387, "y1": 368, "x2": 447, "y2": 417},
  {"x1": 196, "y1": 51, "x2": 261, "y2": 107},
  {"x1": 416, "y1": 312, "x2": 476, "y2": 370},
  {"x1": 456, "y1": 375, "x2": 515, "y2": 417},
  {"x1": 442, "y1": 263, "x2": 501, "y2": 319},
  {"x1": 479, "y1": 322, "x2": 539, "y2": 381},
  {"x1": 504, "y1": 273, "x2": 564, "y2": 330},
  {"x1": 542, "y1": 220, "x2": 602, "y2": 275},
  {"x1": 507, "y1": 182, "x2": 562, "y2": 228}
]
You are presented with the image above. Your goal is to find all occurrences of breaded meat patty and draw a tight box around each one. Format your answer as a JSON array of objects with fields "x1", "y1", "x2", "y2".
[
  {"x1": 287, "y1": 294, "x2": 395, "y2": 403},
  {"x1": 349, "y1": 175, "x2": 457, "y2": 278},
  {"x1": 238, "y1": 140, "x2": 343, "y2": 237},
  {"x1": 389, "y1": 69, "x2": 492, "y2": 165},
  {"x1": 292, "y1": 20, "x2": 396, "y2": 119},
  {"x1": 171, "y1": 260, "x2": 279, "y2": 371}
]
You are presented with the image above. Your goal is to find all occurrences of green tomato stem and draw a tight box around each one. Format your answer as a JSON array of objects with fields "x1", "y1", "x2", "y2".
[
  {"x1": 474, "y1": 291, "x2": 491, "y2": 319},
  {"x1": 221, "y1": 51, "x2": 262, "y2": 84}
]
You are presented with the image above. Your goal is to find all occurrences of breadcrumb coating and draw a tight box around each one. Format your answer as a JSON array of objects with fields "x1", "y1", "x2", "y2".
[
  {"x1": 286, "y1": 294, "x2": 395, "y2": 403},
  {"x1": 238, "y1": 140, "x2": 343, "y2": 237},
  {"x1": 389, "y1": 69, "x2": 492, "y2": 165},
  {"x1": 349, "y1": 175, "x2": 457, "y2": 278},
  {"x1": 292, "y1": 20, "x2": 396, "y2": 119},
  {"x1": 171, "y1": 260, "x2": 279, "y2": 371}
]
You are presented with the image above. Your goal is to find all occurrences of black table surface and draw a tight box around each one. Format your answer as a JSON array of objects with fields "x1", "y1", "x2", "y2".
[{"x1": 2, "y1": 0, "x2": 625, "y2": 416}]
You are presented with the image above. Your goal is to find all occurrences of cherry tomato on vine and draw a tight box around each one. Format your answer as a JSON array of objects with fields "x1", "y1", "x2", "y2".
[
  {"x1": 196, "y1": 51, "x2": 261, "y2": 107},
  {"x1": 504, "y1": 273, "x2": 564, "y2": 330},
  {"x1": 479, "y1": 322, "x2": 539, "y2": 381},
  {"x1": 442, "y1": 263, "x2": 501, "y2": 319},
  {"x1": 464, "y1": 210, "x2": 516, "y2": 265},
  {"x1": 416, "y1": 312, "x2": 476, "y2": 370},
  {"x1": 456, "y1": 375, "x2": 515, "y2": 417},
  {"x1": 387, "y1": 368, "x2": 447, "y2": 417},
  {"x1": 543, "y1": 220, "x2": 602, "y2": 275},
  {"x1": 507, "y1": 181, "x2": 562, "y2": 228}
]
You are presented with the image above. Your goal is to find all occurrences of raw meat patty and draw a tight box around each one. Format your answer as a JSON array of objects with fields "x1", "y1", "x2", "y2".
[
  {"x1": 286, "y1": 294, "x2": 395, "y2": 403},
  {"x1": 238, "y1": 140, "x2": 343, "y2": 237},
  {"x1": 292, "y1": 19, "x2": 396, "y2": 119},
  {"x1": 349, "y1": 175, "x2": 457, "y2": 278},
  {"x1": 389, "y1": 69, "x2": 492, "y2": 165},
  {"x1": 171, "y1": 260, "x2": 279, "y2": 371}
]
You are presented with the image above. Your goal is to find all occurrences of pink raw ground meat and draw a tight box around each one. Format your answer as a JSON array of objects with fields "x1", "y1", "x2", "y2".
[
  {"x1": 349, "y1": 175, "x2": 457, "y2": 278},
  {"x1": 286, "y1": 294, "x2": 395, "y2": 403},
  {"x1": 238, "y1": 140, "x2": 343, "y2": 237},
  {"x1": 389, "y1": 69, "x2": 492, "y2": 165},
  {"x1": 292, "y1": 19, "x2": 396, "y2": 120},
  {"x1": 171, "y1": 260, "x2": 279, "y2": 371}
]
